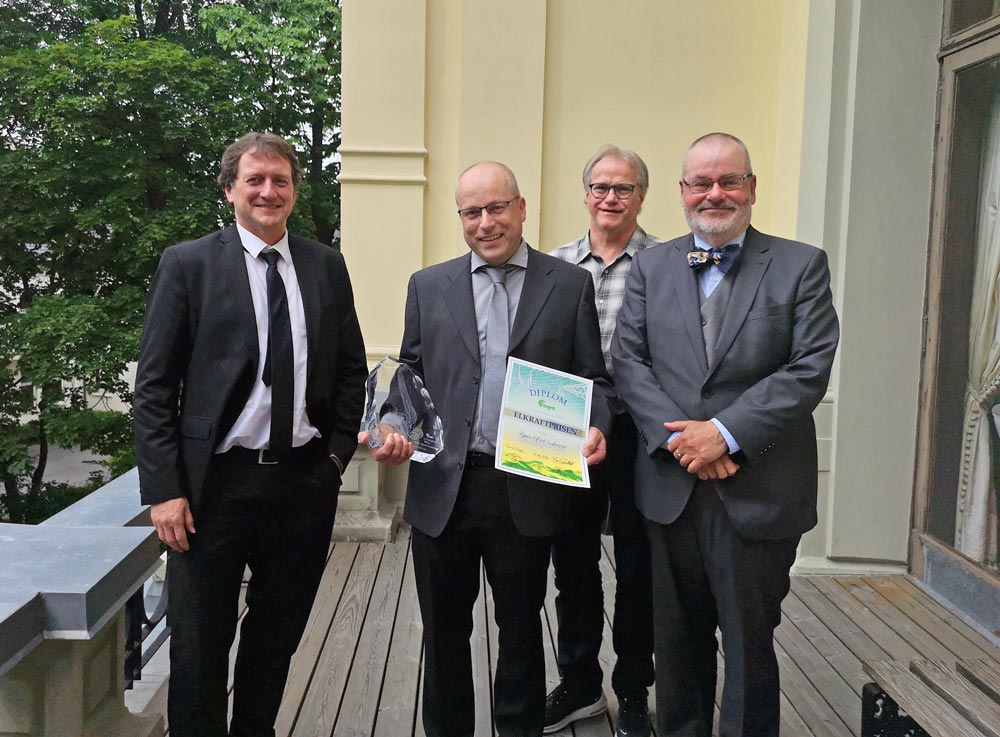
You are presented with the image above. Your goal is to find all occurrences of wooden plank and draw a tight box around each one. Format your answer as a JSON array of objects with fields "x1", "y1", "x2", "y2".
[
  {"x1": 373, "y1": 531, "x2": 424, "y2": 737},
  {"x1": 334, "y1": 533, "x2": 412, "y2": 737},
  {"x1": 291, "y1": 542, "x2": 384, "y2": 737},
  {"x1": 910, "y1": 659, "x2": 1000, "y2": 737},
  {"x1": 891, "y1": 577, "x2": 1000, "y2": 663},
  {"x1": 276, "y1": 542, "x2": 360, "y2": 735},
  {"x1": 958, "y1": 659, "x2": 1000, "y2": 704},
  {"x1": 474, "y1": 565, "x2": 494, "y2": 737},
  {"x1": 863, "y1": 660, "x2": 988, "y2": 737},
  {"x1": 808, "y1": 577, "x2": 927, "y2": 662},
  {"x1": 781, "y1": 589, "x2": 868, "y2": 694},
  {"x1": 791, "y1": 578, "x2": 892, "y2": 663},
  {"x1": 863, "y1": 577, "x2": 991, "y2": 662},
  {"x1": 774, "y1": 609, "x2": 859, "y2": 735},
  {"x1": 773, "y1": 635, "x2": 851, "y2": 737},
  {"x1": 837, "y1": 577, "x2": 964, "y2": 661}
]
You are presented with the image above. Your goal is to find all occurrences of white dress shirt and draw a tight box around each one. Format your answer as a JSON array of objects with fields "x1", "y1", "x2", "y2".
[{"x1": 217, "y1": 223, "x2": 318, "y2": 453}]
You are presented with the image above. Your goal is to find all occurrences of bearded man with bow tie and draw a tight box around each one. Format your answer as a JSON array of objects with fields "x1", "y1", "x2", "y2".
[{"x1": 611, "y1": 132, "x2": 840, "y2": 737}]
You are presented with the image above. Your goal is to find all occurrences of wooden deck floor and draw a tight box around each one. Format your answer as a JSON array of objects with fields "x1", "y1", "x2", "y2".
[{"x1": 157, "y1": 524, "x2": 1000, "y2": 736}]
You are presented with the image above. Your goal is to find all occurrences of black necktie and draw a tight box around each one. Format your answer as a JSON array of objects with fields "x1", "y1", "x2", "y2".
[
  {"x1": 260, "y1": 250, "x2": 293, "y2": 458},
  {"x1": 687, "y1": 243, "x2": 740, "y2": 272}
]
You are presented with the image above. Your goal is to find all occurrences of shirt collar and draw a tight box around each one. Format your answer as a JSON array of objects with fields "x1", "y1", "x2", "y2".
[
  {"x1": 236, "y1": 222, "x2": 292, "y2": 262},
  {"x1": 692, "y1": 229, "x2": 747, "y2": 254},
  {"x1": 573, "y1": 225, "x2": 650, "y2": 265},
  {"x1": 470, "y1": 239, "x2": 529, "y2": 272}
]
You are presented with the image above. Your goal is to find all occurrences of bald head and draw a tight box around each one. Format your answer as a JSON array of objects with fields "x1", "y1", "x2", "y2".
[
  {"x1": 455, "y1": 161, "x2": 520, "y2": 202},
  {"x1": 455, "y1": 161, "x2": 527, "y2": 266}
]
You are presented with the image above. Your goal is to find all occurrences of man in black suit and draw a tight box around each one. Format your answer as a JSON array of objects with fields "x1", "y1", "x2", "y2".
[
  {"x1": 611, "y1": 132, "x2": 839, "y2": 737},
  {"x1": 133, "y1": 132, "x2": 367, "y2": 737},
  {"x1": 364, "y1": 161, "x2": 612, "y2": 737}
]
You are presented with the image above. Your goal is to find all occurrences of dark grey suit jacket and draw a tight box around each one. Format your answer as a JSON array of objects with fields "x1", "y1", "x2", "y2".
[
  {"x1": 400, "y1": 246, "x2": 613, "y2": 538},
  {"x1": 611, "y1": 226, "x2": 839, "y2": 540},
  {"x1": 133, "y1": 226, "x2": 368, "y2": 509}
]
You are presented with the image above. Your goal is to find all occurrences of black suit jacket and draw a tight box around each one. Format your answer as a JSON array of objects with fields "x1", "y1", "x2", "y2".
[
  {"x1": 399, "y1": 246, "x2": 613, "y2": 538},
  {"x1": 611, "y1": 226, "x2": 839, "y2": 540},
  {"x1": 133, "y1": 226, "x2": 368, "y2": 508}
]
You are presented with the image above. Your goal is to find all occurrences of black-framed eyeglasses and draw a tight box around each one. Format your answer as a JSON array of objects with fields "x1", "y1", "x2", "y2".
[
  {"x1": 457, "y1": 198, "x2": 518, "y2": 222},
  {"x1": 681, "y1": 173, "x2": 753, "y2": 194},
  {"x1": 587, "y1": 182, "x2": 638, "y2": 200}
]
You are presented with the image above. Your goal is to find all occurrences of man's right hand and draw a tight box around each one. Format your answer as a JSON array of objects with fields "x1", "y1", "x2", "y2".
[
  {"x1": 151, "y1": 497, "x2": 196, "y2": 553},
  {"x1": 358, "y1": 428, "x2": 414, "y2": 466}
]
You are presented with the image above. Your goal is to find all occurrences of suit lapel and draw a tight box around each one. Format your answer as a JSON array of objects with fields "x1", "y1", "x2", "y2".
[
  {"x1": 289, "y1": 237, "x2": 321, "y2": 379},
  {"x1": 443, "y1": 254, "x2": 481, "y2": 363},
  {"x1": 667, "y1": 236, "x2": 710, "y2": 374},
  {"x1": 509, "y1": 247, "x2": 555, "y2": 353},
  {"x1": 219, "y1": 226, "x2": 258, "y2": 365},
  {"x1": 709, "y1": 227, "x2": 771, "y2": 376}
]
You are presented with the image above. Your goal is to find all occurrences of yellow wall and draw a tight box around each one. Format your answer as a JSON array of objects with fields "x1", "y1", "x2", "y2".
[{"x1": 343, "y1": 0, "x2": 812, "y2": 352}]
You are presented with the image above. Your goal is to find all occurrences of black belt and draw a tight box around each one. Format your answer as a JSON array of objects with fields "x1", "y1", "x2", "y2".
[
  {"x1": 222, "y1": 437, "x2": 326, "y2": 465},
  {"x1": 465, "y1": 451, "x2": 496, "y2": 468}
]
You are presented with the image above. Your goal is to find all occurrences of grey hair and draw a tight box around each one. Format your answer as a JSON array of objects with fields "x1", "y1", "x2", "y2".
[
  {"x1": 682, "y1": 132, "x2": 753, "y2": 177},
  {"x1": 582, "y1": 144, "x2": 650, "y2": 193}
]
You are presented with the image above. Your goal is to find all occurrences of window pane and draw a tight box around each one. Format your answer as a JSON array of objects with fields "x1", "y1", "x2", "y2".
[
  {"x1": 928, "y1": 57, "x2": 1000, "y2": 572},
  {"x1": 949, "y1": 0, "x2": 1000, "y2": 35}
]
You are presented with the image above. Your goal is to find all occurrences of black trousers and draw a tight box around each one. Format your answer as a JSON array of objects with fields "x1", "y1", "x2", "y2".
[
  {"x1": 412, "y1": 460, "x2": 551, "y2": 737},
  {"x1": 646, "y1": 483, "x2": 799, "y2": 737},
  {"x1": 165, "y1": 448, "x2": 340, "y2": 737},
  {"x1": 549, "y1": 412, "x2": 654, "y2": 697}
]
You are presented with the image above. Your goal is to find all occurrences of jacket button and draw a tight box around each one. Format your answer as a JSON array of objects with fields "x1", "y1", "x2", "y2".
[
  {"x1": 464, "y1": 417, "x2": 471, "y2": 426},
  {"x1": 701, "y1": 318, "x2": 708, "y2": 326},
  {"x1": 457, "y1": 461, "x2": 464, "y2": 470},
  {"x1": 701, "y1": 390, "x2": 712, "y2": 399},
  {"x1": 472, "y1": 375, "x2": 480, "y2": 385}
]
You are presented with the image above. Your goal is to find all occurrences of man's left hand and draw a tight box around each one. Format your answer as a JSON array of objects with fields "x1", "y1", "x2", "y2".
[
  {"x1": 583, "y1": 427, "x2": 607, "y2": 466},
  {"x1": 664, "y1": 419, "x2": 727, "y2": 473}
]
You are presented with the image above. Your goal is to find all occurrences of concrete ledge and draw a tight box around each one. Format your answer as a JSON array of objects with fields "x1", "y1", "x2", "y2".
[
  {"x1": 43, "y1": 469, "x2": 149, "y2": 528},
  {"x1": 0, "y1": 590, "x2": 44, "y2": 678},
  {"x1": 0, "y1": 523, "x2": 160, "y2": 640}
]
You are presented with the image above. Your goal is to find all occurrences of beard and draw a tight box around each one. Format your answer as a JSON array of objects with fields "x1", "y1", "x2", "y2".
[{"x1": 684, "y1": 200, "x2": 751, "y2": 240}]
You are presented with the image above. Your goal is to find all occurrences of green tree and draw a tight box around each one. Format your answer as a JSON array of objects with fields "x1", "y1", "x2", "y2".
[{"x1": 0, "y1": 0, "x2": 342, "y2": 521}]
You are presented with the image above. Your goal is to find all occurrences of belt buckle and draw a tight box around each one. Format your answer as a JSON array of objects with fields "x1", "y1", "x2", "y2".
[{"x1": 258, "y1": 448, "x2": 279, "y2": 465}]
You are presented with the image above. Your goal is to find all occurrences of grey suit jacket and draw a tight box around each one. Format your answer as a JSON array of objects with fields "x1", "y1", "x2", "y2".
[
  {"x1": 133, "y1": 226, "x2": 368, "y2": 509},
  {"x1": 611, "y1": 226, "x2": 839, "y2": 540},
  {"x1": 400, "y1": 246, "x2": 613, "y2": 538}
]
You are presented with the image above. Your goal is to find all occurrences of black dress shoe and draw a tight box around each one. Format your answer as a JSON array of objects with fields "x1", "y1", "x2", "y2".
[
  {"x1": 543, "y1": 681, "x2": 608, "y2": 734},
  {"x1": 615, "y1": 692, "x2": 652, "y2": 737}
]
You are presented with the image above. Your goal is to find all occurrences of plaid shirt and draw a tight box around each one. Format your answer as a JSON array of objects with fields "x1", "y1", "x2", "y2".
[{"x1": 550, "y1": 225, "x2": 663, "y2": 379}]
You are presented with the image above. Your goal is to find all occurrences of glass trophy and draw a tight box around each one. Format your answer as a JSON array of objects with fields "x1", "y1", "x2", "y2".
[{"x1": 362, "y1": 356, "x2": 444, "y2": 463}]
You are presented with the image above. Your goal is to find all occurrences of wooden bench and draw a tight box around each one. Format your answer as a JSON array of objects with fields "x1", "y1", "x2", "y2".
[{"x1": 862, "y1": 658, "x2": 1000, "y2": 737}]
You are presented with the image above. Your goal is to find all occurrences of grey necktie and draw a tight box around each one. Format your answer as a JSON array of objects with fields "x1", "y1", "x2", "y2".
[{"x1": 480, "y1": 266, "x2": 510, "y2": 448}]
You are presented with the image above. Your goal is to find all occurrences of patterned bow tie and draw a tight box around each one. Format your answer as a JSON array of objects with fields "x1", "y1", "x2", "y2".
[{"x1": 687, "y1": 244, "x2": 740, "y2": 272}]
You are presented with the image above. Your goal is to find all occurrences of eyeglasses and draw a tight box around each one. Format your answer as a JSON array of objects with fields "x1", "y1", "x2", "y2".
[
  {"x1": 587, "y1": 183, "x2": 638, "y2": 200},
  {"x1": 681, "y1": 173, "x2": 753, "y2": 194},
  {"x1": 457, "y1": 198, "x2": 518, "y2": 222}
]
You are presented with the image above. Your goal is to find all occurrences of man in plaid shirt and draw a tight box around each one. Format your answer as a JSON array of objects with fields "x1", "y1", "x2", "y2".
[{"x1": 545, "y1": 145, "x2": 663, "y2": 737}]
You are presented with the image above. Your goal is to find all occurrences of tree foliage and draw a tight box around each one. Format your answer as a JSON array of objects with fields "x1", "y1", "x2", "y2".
[{"x1": 0, "y1": 0, "x2": 342, "y2": 521}]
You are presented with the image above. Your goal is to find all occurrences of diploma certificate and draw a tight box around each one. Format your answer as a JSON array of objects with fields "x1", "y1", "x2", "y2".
[{"x1": 495, "y1": 357, "x2": 592, "y2": 488}]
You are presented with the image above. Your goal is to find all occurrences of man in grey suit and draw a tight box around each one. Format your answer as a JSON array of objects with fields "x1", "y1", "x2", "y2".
[
  {"x1": 365, "y1": 161, "x2": 612, "y2": 737},
  {"x1": 611, "y1": 132, "x2": 839, "y2": 737}
]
